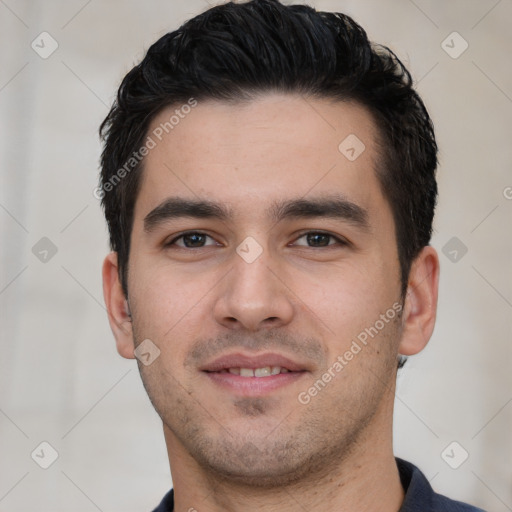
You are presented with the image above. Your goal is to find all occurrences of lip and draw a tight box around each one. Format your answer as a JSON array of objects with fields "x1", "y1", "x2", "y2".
[
  {"x1": 199, "y1": 352, "x2": 308, "y2": 372},
  {"x1": 200, "y1": 352, "x2": 309, "y2": 397}
]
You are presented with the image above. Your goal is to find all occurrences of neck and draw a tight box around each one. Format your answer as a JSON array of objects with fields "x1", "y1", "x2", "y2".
[{"x1": 164, "y1": 398, "x2": 404, "y2": 512}]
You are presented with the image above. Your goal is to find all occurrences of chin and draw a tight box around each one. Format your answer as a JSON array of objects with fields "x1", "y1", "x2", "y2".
[
  {"x1": 205, "y1": 456, "x2": 312, "y2": 488},
  {"x1": 187, "y1": 434, "x2": 338, "y2": 489}
]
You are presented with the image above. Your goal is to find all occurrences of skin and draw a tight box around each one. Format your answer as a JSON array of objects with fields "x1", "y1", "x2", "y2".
[{"x1": 103, "y1": 94, "x2": 439, "y2": 512}]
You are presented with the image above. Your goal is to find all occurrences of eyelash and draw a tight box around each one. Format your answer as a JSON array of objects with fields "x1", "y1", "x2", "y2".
[{"x1": 165, "y1": 231, "x2": 348, "y2": 249}]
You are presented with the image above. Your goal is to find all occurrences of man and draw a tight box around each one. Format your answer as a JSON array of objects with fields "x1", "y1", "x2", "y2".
[{"x1": 98, "y1": 1, "x2": 485, "y2": 510}]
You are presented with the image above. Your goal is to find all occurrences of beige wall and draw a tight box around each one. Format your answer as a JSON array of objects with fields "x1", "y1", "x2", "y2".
[{"x1": 0, "y1": 1, "x2": 510, "y2": 510}]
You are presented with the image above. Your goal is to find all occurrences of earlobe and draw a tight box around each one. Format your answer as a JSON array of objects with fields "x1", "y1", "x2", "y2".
[
  {"x1": 398, "y1": 246, "x2": 440, "y2": 356},
  {"x1": 102, "y1": 252, "x2": 135, "y2": 359}
]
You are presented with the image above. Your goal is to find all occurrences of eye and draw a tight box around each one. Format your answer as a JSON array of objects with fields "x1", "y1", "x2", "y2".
[
  {"x1": 166, "y1": 232, "x2": 219, "y2": 248},
  {"x1": 293, "y1": 231, "x2": 347, "y2": 248}
]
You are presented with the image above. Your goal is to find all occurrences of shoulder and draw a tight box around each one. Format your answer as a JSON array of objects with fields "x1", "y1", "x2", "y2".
[
  {"x1": 150, "y1": 488, "x2": 174, "y2": 512},
  {"x1": 152, "y1": 462, "x2": 488, "y2": 512},
  {"x1": 397, "y1": 458, "x2": 487, "y2": 512}
]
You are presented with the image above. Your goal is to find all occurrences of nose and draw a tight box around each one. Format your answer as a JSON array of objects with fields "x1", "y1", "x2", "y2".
[{"x1": 213, "y1": 248, "x2": 295, "y2": 332}]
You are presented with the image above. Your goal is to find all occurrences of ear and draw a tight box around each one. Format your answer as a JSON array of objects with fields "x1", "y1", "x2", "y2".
[
  {"x1": 398, "y1": 245, "x2": 440, "y2": 356},
  {"x1": 102, "y1": 252, "x2": 135, "y2": 359}
]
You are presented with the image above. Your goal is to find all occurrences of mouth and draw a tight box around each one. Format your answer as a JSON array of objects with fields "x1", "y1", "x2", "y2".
[
  {"x1": 200, "y1": 353, "x2": 308, "y2": 396},
  {"x1": 215, "y1": 366, "x2": 293, "y2": 377}
]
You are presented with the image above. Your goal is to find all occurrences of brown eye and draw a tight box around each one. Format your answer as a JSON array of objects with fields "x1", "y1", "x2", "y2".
[
  {"x1": 306, "y1": 233, "x2": 331, "y2": 247},
  {"x1": 167, "y1": 232, "x2": 217, "y2": 248},
  {"x1": 293, "y1": 232, "x2": 346, "y2": 247}
]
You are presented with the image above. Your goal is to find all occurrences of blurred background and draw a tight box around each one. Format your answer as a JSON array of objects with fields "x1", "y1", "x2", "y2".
[{"x1": 0, "y1": 0, "x2": 511, "y2": 510}]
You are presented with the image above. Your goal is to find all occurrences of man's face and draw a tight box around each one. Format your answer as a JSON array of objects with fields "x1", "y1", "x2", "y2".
[{"x1": 126, "y1": 95, "x2": 404, "y2": 484}]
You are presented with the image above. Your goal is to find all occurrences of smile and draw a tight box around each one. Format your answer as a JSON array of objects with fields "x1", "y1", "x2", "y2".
[
  {"x1": 200, "y1": 353, "x2": 308, "y2": 396},
  {"x1": 216, "y1": 366, "x2": 291, "y2": 377}
]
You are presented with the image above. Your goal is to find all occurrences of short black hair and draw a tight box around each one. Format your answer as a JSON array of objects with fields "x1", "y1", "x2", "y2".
[{"x1": 99, "y1": 0, "x2": 438, "y2": 298}]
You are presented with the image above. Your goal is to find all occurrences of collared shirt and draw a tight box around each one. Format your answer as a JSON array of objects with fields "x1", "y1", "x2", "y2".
[{"x1": 151, "y1": 458, "x2": 486, "y2": 511}]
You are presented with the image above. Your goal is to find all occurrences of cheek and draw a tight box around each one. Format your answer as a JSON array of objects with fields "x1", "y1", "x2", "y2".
[
  {"x1": 128, "y1": 257, "x2": 215, "y2": 342},
  {"x1": 293, "y1": 257, "x2": 399, "y2": 355},
  {"x1": 129, "y1": 271, "x2": 209, "y2": 389},
  {"x1": 307, "y1": 256, "x2": 386, "y2": 307}
]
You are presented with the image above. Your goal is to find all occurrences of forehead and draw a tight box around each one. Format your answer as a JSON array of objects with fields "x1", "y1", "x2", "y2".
[{"x1": 134, "y1": 94, "x2": 389, "y2": 226}]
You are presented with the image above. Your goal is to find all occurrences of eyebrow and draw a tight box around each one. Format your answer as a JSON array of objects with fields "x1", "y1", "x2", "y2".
[
  {"x1": 269, "y1": 196, "x2": 370, "y2": 230},
  {"x1": 144, "y1": 198, "x2": 232, "y2": 232},
  {"x1": 143, "y1": 195, "x2": 370, "y2": 232}
]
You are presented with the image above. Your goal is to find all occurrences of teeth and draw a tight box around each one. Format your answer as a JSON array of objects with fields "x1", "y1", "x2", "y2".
[
  {"x1": 225, "y1": 366, "x2": 288, "y2": 377},
  {"x1": 254, "y1": 367, "x2": 271, "y2": 377}
]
